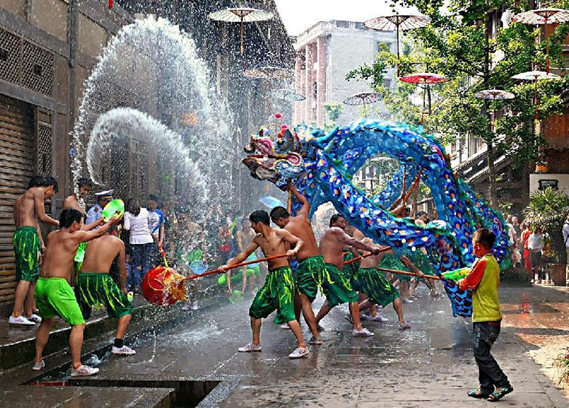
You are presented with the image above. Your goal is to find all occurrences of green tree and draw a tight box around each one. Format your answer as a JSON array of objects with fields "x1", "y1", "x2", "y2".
[
  {"x1": 347, "y1": 0, "x2": 569, "y2": 206},
  {"x1": 323, "y1": 103, "x2": 344, "y2": 131}
]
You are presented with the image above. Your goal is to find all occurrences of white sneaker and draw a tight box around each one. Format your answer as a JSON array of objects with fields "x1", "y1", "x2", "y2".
[
  {"x1": 308, "y1": 336, "x2": 323, "y2": 345},
  {"x1": 280, "y1": 323, "x2": 291, "y2": 330},
  {"x1": 288, "y1": 347, "x2": 310, "y2": 359},
  {"x1": 27, "y1": 314, "x2": 42, "y2": 323},
  {"x1": 112, "y1": 345, "x2": 136, "y2": 355},
  {"x1": 191, "y1": 301, "x2": 199, "y2": 311},
  {"x1": 71, "y1": 365, "x2": 99, "y2": 377},
  {"x1": 370, "y1": 314, "x2": 389, "y2": 323},
  {"x1": 9, "y1": 315, "x2": 35, "y2": 326},
  {"x1": 403, "y1": 298, "x2": 414, "y2": 304},
  {"x1": 238, "y1": 343, "x2": 262, "y2": 352},
  {"x1": 32, "y1": 360, "x2": 45, "y2": 371},
  {"x1": 360, "y1": 314, "x2": 372, "y2": 321},
  {"x1": 352, "y1": 327, "x2": 374, "y2": 337}
]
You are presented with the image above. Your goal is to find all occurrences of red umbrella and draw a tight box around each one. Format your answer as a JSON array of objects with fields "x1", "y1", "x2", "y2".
[
  {"x1": 400, "y1": 73, "x2": 448, "y2": 123},
  {"x1": 365, "y1": 14, "x2": 431, "y2": 77},
  {"x1": 475, "y1": 89, "x2": 515, "y2": 131},
  {"x1": 512, "y1": 9, "x2": 569, "y2": 73}
]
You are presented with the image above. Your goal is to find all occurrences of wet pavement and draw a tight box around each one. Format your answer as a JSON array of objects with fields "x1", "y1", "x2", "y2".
[{"x1": 1, "y1": 284, "x2": 568, "y2": 407}]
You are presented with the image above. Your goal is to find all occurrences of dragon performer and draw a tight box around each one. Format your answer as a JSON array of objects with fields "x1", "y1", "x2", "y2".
[{"x1": 242, "y1": 120, "x2": 510, "y2": 318}]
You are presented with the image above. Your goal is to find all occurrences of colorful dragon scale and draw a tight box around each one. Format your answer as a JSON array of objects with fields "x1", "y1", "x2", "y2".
[{"x1": 242, "y1": 120, "x2": 510, "y2": 318}]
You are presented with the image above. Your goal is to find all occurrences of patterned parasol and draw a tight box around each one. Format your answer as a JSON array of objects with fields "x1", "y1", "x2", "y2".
[
  {"x1": 272, "y1": 88, "x2": 306, "y2": 102},
  {"x1": 475, "y1": 89, "x2": 515, "y2": 131},
  {"x1": 511, "y1": 70, "x2": 561, "y2": 119},
  {"x1": 400, "y1": 73, "x2": 449, "y2": 123},
  {"x1": 343, "y1": 92, "x2": 381, "y2": 118},
  {"x1": 365, "y1": 14, "x2": 431, "y2": 76},
  {"x1": 243, "y1": 66, "x2": 295, "y2": 80},
  {"x1": 208, "y1": 8, "x2": 274, "y2": 57},
  {"x1": 512, "y1": 8, "x2": 569, "y2": 73}
]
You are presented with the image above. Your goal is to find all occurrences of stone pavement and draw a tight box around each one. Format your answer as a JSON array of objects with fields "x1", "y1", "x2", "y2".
[{"x1": 1, "y1": 285, "x2": 568, "y2": 407}]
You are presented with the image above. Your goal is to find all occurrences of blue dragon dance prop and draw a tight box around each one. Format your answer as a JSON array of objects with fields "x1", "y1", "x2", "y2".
[{"x1": 242, "y1": 121, "x2": 509, "y2": 318}]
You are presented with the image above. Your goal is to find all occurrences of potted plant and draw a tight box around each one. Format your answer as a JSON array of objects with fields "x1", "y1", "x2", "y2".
[{"x1": 524, "y1": 187, "x2": 569, "y2": 285}]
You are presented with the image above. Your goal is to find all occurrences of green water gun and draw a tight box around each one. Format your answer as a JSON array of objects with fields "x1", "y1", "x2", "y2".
[{"x1": 442, "y1": 267, "x2": 470, "y2": 281}]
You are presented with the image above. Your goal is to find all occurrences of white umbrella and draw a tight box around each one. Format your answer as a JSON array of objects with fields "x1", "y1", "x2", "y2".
[
  {"x1": 512, "y1": 9, "x2": 569, "y2": 73},
  {"x1": 365, "y1": 14, "x2": 431, "y2": 77},
  {"x1": 208, "y1": 8, "x2": 274, "y2": 56},
  {"x1": 272, "y1": 88, "x2": 306, "y2": 102},
  {"x1": 475, "y1": 89, "x2": 515, "y2": 131},
  {"x1": 511, "y1": 71, "x2": 561, "y2": 119},
  {"x1": 343, "y1": 92, "x2": 381, "y2": 118}
]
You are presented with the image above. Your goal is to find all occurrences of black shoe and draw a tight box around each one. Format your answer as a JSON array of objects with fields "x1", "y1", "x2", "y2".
[
  {"x1": 467, "y1": 389, "x2": 490, "y2": 399},
  {"x1": 487, "y1": 386, "x2": 513, "y2": 402}
]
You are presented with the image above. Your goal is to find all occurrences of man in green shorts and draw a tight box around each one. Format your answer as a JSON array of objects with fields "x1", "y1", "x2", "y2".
[
  {"x1": 314, "y1": 214, "x2": 381, "y2": 337},
  {"x1": 77, "y1": 225, "x2": 135, "y2": 356},
  {"x1": 10, "y1": 176, "x2": 60, "y2": 326},
  {"x1": 33, "y1": 208, "x2": 118, "y2": 376},
  {"x1": 270, "y1": 184, "x2": 325, "y2": 345},
  {"x1": 220, "y1": 210, "x2": 309, "y2": 359},
  {"x1": 356, "y1": 239, "x2": 423, "y2": 330}
]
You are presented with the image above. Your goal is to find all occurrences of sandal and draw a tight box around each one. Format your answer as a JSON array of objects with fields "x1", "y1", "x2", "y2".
[
  {"x1": 487, "y1": 386, "x2": 513, "y2": 402},
  {"x1": 467, "y1": 389, "x2": 489, "y2": 399}
]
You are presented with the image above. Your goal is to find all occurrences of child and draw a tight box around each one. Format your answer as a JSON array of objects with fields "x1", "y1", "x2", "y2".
[{"x1": 458, "y1": 228, "x2": 513, "y2": 402}]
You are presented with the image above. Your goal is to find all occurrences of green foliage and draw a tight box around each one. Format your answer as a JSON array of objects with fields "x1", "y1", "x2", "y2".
[
  {"x1": 323, "y1": 103, "x2": 344, "y2": 131},
  {"x1": 524, "y1": 187, "x2": 569, "y2": 232},
  {"x1": 347, "y1": 0, "x2": 569, "y2": 173}
]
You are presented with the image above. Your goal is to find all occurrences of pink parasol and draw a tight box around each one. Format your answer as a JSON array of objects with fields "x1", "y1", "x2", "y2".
[
  {"x1": 511, "y1": 71, "x2": 560, "y2": 119},
  {"x1": 365, "y1": 14, "x2": 431, "y2": 77},
  {"x1": 475, "y1": 89, "x2": 515, "y2": 131},
  {"x1": 512, "y1": 9, "x2": 569, "y2": 73},
  {"x1": 208, "y1": 7, "x2": 274, "y2": 66},
  {"x1": 400, "y1": 73, "x2": 448, "y2": 123}
]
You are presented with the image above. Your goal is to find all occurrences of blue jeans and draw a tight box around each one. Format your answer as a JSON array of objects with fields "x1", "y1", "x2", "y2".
[
  {"x1": 129, "y1": 243, "x2": 153, "y2": 289},
  {"x1": 473, "y1": 321, "x2": 511, "y2": 393}
]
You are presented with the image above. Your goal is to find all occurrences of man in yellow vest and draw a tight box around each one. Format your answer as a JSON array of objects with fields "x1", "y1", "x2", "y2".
[{"x1": 458, "y1": 228, "x2": 513, "y2": 402}]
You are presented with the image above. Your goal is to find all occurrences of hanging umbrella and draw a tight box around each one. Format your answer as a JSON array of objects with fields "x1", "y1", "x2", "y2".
[
  {"x1": 511, "y1": 70, "x2": 561, "y2": 119},
  {"x1": 400, "y1": 73, "x2": 448, "y2": 123},
  {"x1": 364, "y1": 14, "x2": 431, "y2": 77},
  {"x1": 512, "y1": 9, "x2": 569, "y2": 73},
  {"x1": 343, "y1": 92, "x2": 381, "y2": 118},
  {"x1": 475, "y1": 89, "x2": 515, "y2": 131},
  {"x1": 243, "y1": 66, "x2": 295, "y2": 80},
  {"x1": 208, "y1": 8, "x2": 274, "y2": 59},
  {"x1": 272, "y1": 88, "x2": 306, "y2": 102}
]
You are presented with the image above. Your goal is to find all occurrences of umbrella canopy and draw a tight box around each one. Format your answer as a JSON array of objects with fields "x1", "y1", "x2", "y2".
[
  {"x1": 475, "y1": 89, "x2": 515, "y2": 100},
  {"x1": 208, "y1": 7, "x2": 274, "y2": 23},
  {"x1": 511, "y1": 70, "x2": 561, "y2": 81},
  {"x1": 364, "y1": 14, "x2": 431, "y2": 31},
  {"x1": 243, "y1": 66, "x2": 295, "y2": 80},
  {"x1": 511, "y1": 8, "x2": 569, "y2": 25},
  {"x1": 365, "y1": 14, "x2": 431, "y2": 77},
  {"x1": 343, "y1": 92, "x2": 381, "y2": 106},
  {"x1": 259, "y1": 196, "x2": 286, "y2": 209},
  {"x1": 399, "y1": 73, "x2": 449, "y2": 84},
  {"x1": 272, "y1": 88, "x2": 306, "y2": 102}
]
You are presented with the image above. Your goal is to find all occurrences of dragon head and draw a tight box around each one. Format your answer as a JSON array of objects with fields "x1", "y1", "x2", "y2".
[{"x1": 242, "y1": 127, "x2": 306, "y2": 190}]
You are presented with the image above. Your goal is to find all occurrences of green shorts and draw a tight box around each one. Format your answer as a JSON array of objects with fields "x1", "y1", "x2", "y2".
[
  {"x1": 249, "y1": 266, "x2": 296, "y2": 324},
  {"x1": 342, "y1": 251, "x2": 360, "y2": 283},
  {"x1": 380, "y1": 253, "x2": 411, "y2": 282},
  {"x1": 13, "y1": 226, "x2": 41, "y2": 282},
  {"x1": 35, "y1": 277, "x2": 85, "y2": 325},
  {"x1": 297, "y1": 255, "x2": 326, "y2": 301},
  {"x1": 322, "y1": 264, "x2": 358, "y2": 307},
  {"x1": 76, "y1": 273, "x2": 133, "y2": 319},
  {"x1": 354, "y1": 267, "x2": 400, "y2": 307}
]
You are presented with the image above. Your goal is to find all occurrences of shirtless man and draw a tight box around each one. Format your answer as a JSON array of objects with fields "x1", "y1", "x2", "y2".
[
  {"x1": 63, "y1": 177, "x2": 94, "y2": 213},
  {"x1": 33, "y1": 208, "x2": 118, "y2": 376},
  {"x1": 76, "y1": 226, "x2": 135, "y2": 356},
  {"x1": 220, "y1": 210, "x2": 309, "y2": 359},
  {"x1": 315, "y1": 214, "x2": 380, "y2": 337},
  {"x1": 10, "y1": 176, "x2": 59, "y2": 326},
  {"x1": 356, "y1": 239, "x2": 416, "y2": 330},
  {"x1": 270, "y1": 185, "x2": 324, "y2": 345}
]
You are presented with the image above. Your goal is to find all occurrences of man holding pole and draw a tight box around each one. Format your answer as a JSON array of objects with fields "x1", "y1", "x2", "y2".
[{"x1": 219, "y1": 210, "x2": 309, "y2": 359}]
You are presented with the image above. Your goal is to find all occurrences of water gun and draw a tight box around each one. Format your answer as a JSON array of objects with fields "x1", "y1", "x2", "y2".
[{"x1": 442, "y1": 267, "x2": 470, "y2": 282}]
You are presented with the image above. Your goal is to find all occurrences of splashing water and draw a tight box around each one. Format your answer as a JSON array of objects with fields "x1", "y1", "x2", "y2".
[
  {"x1": 71, "y1": 16, "x2": 234, "y2": 212},
  {"x1": 87, "y1": 107, "x2": 208, "y2": 205}
]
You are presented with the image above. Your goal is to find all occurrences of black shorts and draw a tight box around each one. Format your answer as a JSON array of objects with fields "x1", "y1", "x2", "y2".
[{"x1": 530, "y1": 251, "x2": 542, "y2": 267}]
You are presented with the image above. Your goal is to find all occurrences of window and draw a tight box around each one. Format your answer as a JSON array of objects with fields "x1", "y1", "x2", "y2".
[{"x1": 336, "y1": 21, "x2": 350, "y2": 28}]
